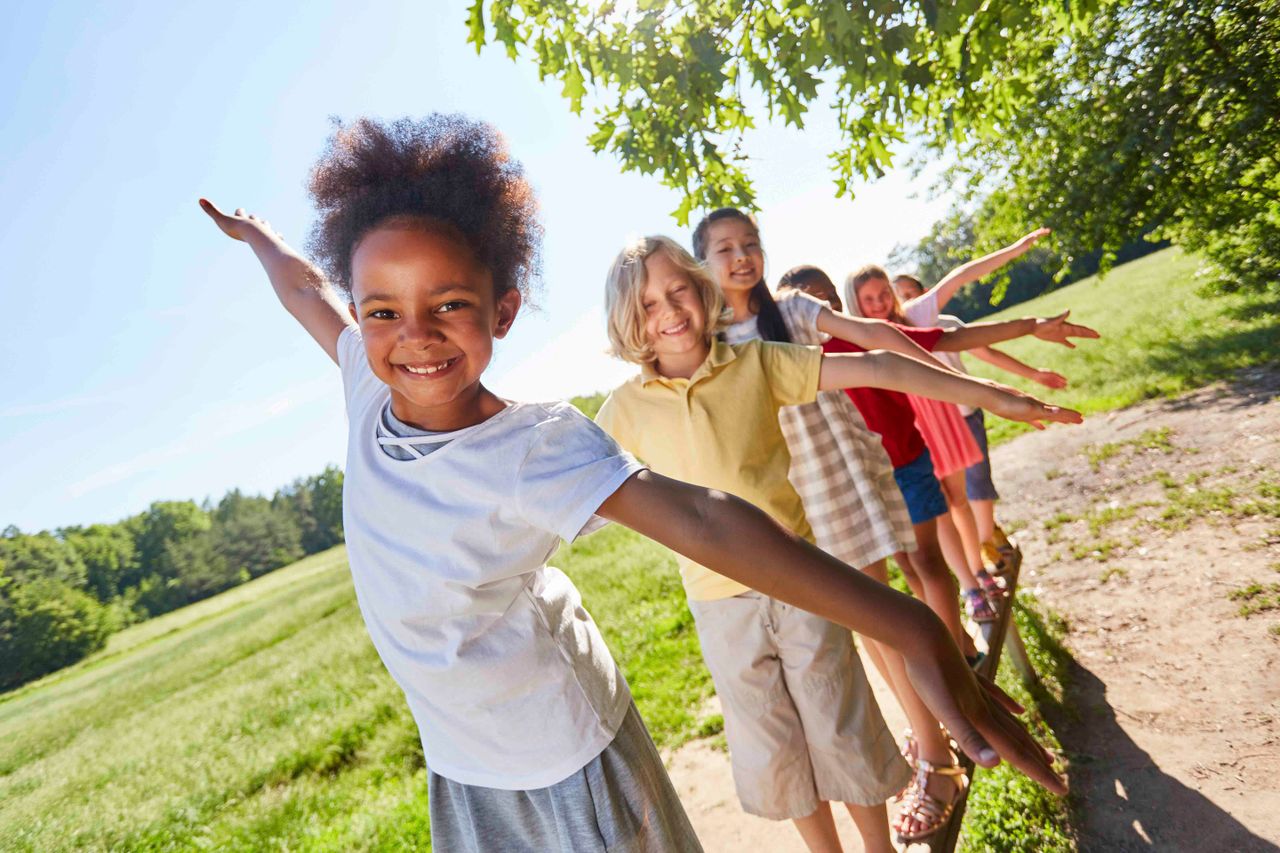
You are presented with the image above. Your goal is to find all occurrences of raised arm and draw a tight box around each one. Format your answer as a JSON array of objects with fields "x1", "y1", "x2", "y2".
[
  {"x1": 597, "y1": 469, "x2": 1066, "y2": 794},
  {"x1": 907, "y1": 227, "x2": 1051, "y2": 313},
  {"x1": 818, "y1": 349, "x2": 1081, "y2": 430},
  {"x1": 969, "y1": 346, "x2": 1069, "y2": 389},
  {"x1": 932, "y1": 311, "x2": 1100, "y2": 353},
  {"x1": 815, "y1": 307, "x2": 941, "y2": 367},
  {"x1": 200, "y1": 199, "x2": 351, "y2": 364}
]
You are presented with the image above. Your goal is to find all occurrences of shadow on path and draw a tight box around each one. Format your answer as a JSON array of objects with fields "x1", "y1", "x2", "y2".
[{"x1": 1044, "y1": 657, "x2": 1278, "y2": 852}]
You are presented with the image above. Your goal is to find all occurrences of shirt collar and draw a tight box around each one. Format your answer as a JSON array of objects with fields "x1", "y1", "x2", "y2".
[{"x1": 640, "y1": 338, "x2": 737, "y2": 386}]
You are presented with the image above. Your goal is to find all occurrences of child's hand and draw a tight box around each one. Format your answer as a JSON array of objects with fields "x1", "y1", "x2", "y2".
[
  {"x1": 1013, "y1": 227, "x2": 1051, "y2": 252},
  {"x1": 199, "y1": 198, "x2": 282, "y2": 244},
  {"x1": 1033, "y1": 369, "x2": 1068, "y2": 389},
  {"x1": 1032, "y1": 311, "x2": 1100, "y2": 349},
  {"x1": 904, "y1": 647, "x2": 1067, "y2": 795},
  {"x1": 985, "y1": 381, "x2": 1082, "y2": 430}
]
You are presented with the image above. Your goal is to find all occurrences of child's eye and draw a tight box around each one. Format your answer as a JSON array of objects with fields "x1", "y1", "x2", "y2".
[
  {"x1": 369, "y1": 309, "x2": 398, "y2": 320},
  {"x1": 437, "y1": 300, "x2": 468, "y2": 313}
]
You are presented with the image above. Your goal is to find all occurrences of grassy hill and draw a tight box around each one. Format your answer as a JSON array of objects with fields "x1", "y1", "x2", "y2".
[
  {"x1": 0, "y1": 532, "x2": 711, "y2": 851},
  {"x1": 959, "y1": 248, "x2": 1279, "y2": 445},
  {"x1": 3, "y1": 247, "x2": 1276, "y2": 851}
]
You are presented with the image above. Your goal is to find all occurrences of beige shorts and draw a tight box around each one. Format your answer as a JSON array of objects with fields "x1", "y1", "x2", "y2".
[{"x1": 688, "y1": 591, "x2": 911, "y2": 820}]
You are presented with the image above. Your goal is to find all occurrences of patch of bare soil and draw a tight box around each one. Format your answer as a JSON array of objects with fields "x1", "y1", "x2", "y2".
[
  {"x1": 992, "y1": 365, "x2": 1280, "y2": 852},
  {"x1": 666, "y1": 365, "x2": 1280, "y2": 852}
]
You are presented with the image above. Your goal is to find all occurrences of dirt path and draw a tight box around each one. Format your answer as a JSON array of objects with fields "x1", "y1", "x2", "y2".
[{"x1": 665, "y1": 365, "x2": 1280, "y2": 852}]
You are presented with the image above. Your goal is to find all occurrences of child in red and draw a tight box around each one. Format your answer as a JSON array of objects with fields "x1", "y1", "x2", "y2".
[{"x1": 777, "y1": 266, "x2": 1095, "y2": 625}]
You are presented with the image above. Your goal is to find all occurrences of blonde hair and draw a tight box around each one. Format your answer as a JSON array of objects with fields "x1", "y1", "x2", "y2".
[
  {"x1": 605, "y1": 235, "x2": 728, "y2": 365},
  {"x1": 843, "y1": 263, "x2": 906, "y2": 323}
]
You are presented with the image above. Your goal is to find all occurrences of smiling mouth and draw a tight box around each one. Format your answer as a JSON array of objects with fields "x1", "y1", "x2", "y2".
[
  {"x1": 662, "y1": 320, "x2": 690, "y2": 336},
  {"x1": 397, "y1": 356, "x2": 460, "y2": 377}
]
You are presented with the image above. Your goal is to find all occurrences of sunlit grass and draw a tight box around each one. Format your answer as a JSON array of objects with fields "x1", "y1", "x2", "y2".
[
  {"x1": 0, "y1": 528, "x2": 710, "y2": 851},
  {"x1": 965, "y1": 248, "x2": 1280, "y2": 445}
]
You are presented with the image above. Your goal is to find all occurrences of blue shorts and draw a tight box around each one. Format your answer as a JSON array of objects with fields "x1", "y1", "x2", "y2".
[
  {"x1": 893, "y1": 448, "x2": 950, "y2": 525},
  {"x1": 963, "y1": 410, "x2": 1000, "y2": 502}
]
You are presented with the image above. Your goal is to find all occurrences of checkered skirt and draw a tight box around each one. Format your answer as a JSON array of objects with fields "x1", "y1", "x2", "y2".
[{"x1": 723, "y1": 291, "x2": 916, "y2": 567}]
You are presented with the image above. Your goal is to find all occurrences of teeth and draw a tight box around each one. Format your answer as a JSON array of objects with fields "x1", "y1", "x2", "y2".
[
  {"x1": 402, "y1": 358, "x2": 454, "y2": 375},
  {"x1": 663, "y1": 321, "x2": 688, "y2": 335}
]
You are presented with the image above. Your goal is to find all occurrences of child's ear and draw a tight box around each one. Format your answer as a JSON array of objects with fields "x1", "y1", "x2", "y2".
[
  {"x1": 493, "y1": 289, "x2": 521, "y2": 339},
  {"x1": 348, "y1": 301, "x2": 359, "y2": 323}
]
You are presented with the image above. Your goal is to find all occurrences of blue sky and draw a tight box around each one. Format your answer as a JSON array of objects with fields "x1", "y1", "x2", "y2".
[{"x1": 0, "y1": 1, "x2": 954, "y2": 534}]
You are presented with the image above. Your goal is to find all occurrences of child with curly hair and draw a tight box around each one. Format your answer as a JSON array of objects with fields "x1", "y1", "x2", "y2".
[{"x1": 202, "y1": 115, "x2": 1065, "y2": 852}]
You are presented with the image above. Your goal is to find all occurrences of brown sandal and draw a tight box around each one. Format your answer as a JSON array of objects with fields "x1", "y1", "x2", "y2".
[{"x1": 893, "y1": 755, "x2": 970, "y2": 843}]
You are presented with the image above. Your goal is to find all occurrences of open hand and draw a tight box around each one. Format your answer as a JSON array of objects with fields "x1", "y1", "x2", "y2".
[
  {"x1": 903, "y1": 643, "x2": 1067, "y2": 795},
  {"x1": 199, "y1": 199, "x2": 282, "y2": 244},
  {"x1": 1032, "y1": 311, "x2": 1101, "y2": 348},
  {"x1": 985, "y1": 380, "x2": 1082, "y2": 430},
  {"x1": 1013, "y1": 227, "x2": 1052, "y2": 252},
  {"x1": 1033, "y1": 369, "x2": 1068, "y2": 389}
]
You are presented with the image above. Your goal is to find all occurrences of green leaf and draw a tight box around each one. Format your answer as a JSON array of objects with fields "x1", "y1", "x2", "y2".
[
  {"x1": 465, "y1": 1, "x2": 485, "y2": 52},
  {"x1": 562, "y1": 62, "x2": 586, "y2": 113}
]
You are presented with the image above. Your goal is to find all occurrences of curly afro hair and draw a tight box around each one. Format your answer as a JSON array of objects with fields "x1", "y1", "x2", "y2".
[{"x1": 306, "y1": 114, "x2": 542, "y2": 301}]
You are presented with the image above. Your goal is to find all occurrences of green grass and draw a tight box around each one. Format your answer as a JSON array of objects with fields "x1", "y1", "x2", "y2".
[
  {"x1": 961, "y1": 596, "x2": 1075, "y2": 852},
  {"x1": 1229, "y1": 582, "x2": 1280, "y2": 617},
  {"x1": 0, "y1": 528, "x2": 710, "y2": 852},
  {"x1": 966, "y1": 248, "x2": 1280, "y2": 446}
]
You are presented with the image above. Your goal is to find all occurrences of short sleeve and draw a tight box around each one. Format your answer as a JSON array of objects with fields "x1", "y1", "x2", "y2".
[
  {"x1": 903, "y1": 290, "x2": 940, "y2": 326},
  {"x1": 336, "y1": 324, "x2": 382, "y2": 409},
  {"x1": 516, "y1": 405, "x2": 646, "y2": 542},
  {"x1": 756, "y1": 341, "x2": 822, "y2": 408},
  {"x1": 776, "y1": 289, "x2": 826, "y2": 341}
]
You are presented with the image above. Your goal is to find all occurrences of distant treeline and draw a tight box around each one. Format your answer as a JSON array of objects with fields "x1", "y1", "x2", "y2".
[{"x1": 0, "y1": 466, "x2": 343, "y2": 692}]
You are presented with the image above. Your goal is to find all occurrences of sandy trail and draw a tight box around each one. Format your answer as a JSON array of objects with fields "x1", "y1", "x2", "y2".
[{"x1": 665, "y1": 366, "x2": 1280, "y2": 852}]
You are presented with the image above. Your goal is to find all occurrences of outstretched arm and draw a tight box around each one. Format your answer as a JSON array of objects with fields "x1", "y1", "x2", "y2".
[
  {"x1": 933, "y1": 311, "x2": 1100, "y2": 353},
  {"x1": 818, "y1": 349, "x2": 1081, "y2": 430},
  {"x1": 597, "y1": 470, "x2": 1066, "y2": 794},
  {"x1": 814, "y1": 307, "x2": 940, "y2": 366},
  {"x1": 200, "y1": 199, "x2": 351, "y2": 364},
  {"x1": 908, "y1": 227, "x2": 1051, "y2": 313},
  {"x1": 969, "y1": 346, "x2": 1069, "y2": 389}
]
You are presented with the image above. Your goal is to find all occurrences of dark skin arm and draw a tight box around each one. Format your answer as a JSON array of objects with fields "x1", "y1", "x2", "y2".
[{"x1": 597, "y1": 469, "x2": 1067, "y2": 795}]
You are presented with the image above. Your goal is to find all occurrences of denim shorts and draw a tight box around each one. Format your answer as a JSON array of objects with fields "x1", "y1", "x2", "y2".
[
  {"x1": 892, "y1": 447, "x2": 950, "y2": 525},
  {"x1": 963, "y1": 409, "x2": 1000, "y2": 501}
]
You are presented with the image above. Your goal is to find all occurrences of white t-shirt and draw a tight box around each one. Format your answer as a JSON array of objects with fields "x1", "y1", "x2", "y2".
[
  {"x1": 903, "y1": 292, "x2": 978, "y2": 415},
  {"x1": 337, "y1": 325, "x2": 644, "y2": 790}
]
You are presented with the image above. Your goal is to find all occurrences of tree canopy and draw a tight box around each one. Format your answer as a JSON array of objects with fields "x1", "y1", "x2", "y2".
[{"x1": 466, "y1": 0, "x2": 1278, "y2": 292}]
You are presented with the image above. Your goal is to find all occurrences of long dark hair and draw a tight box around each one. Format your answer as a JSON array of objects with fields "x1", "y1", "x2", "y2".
[{"x1": 691, "y1": 207, "x2": 791, "y2": 343}]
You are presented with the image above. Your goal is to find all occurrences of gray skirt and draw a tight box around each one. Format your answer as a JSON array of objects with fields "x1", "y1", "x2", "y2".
[{"x1": 428, "y1": 702, "x2": 702, "y2": 852}]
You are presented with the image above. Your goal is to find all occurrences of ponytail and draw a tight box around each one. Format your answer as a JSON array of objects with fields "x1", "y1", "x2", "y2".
[{"x1": 748, "y1": 279, "x2": 792, "y2": 343}]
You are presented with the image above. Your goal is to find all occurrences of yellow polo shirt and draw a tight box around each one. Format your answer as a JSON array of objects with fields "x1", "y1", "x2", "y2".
[{"x1": 595, "y1": 339, "x2": 822, "y2": 601}]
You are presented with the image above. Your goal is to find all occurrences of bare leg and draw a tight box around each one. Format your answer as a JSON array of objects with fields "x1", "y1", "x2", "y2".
[
  {"x1": 900, "y1": 520, "x2": 968, "y2": 645},
  {"x1": 939, "y1": 470, "x2": 986, "y2": 579},
  {"x1": 856, "y1": 559, "x2": 899, "y2": 702},
  {"x1": 934, "y1": 511, "x2": 980, "y2": 591},
  {"x1": 858, "y1": 559, "x2": 955, "y2": 756},
  {"x1": 792, "y1": 801, "x2": 843, "y2": 853},
  {"x1": 845, "y1": 801, "x2": 895, "y2": 853},
  {"x1": 972, "y1": 497, "x2": 997, "y2": 545},
  {"x1": 891, "y1": 550, "x2": 927, "y2": 600}
]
